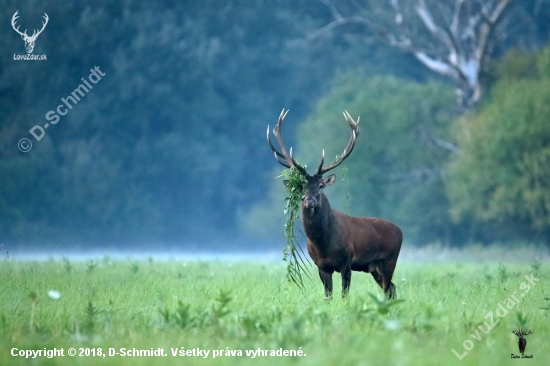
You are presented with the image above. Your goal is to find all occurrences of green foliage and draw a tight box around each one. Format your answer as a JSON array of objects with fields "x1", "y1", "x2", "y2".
[
  {"x1": 490, "y1": 49, "x2": 541, "y2": 82},
  {"x1": 129, "y1": 262, "x2": 139, "y2": 274},
  {"x1": 29, "y1": 291, "x2": 37, "y2": 333},
  {"x1": 62, "y1": 258, "x2": 72, "y2": 273},
  {"x1": 447, "y1": 50, "x2": 550, "y2": 240},
  {"x1": 515, "y1": 312, "x2": 529, "y2": 329},
  {"x1": 159, "y1": 289, "x2": 233, "y2": 331},
  {"x1": 296, "y1": 72, "x2": 458, "y2": 243},
  {"x1": 281, "y1": 166, "x2": 312, "y2": 290},
  {"x1": 173, "y1": 301, "x2": 194, "y2": 329},
  {"x1": 86, "y1": 260, "x2": 97, "y2": 272},
  {"x1": 1, "y1": 1, "x2": 549, "y2": 247},
  {"x1": 173, "y1": 301, "x2": 193, "y2": 329},
  {"x1": 83, "y1": 300, "x2": 99, "y2": 334},
  {"x1": 490, "y1": 47, "x2": 550, "y2": 83},
  {"x1": 0, "y1": 0, "x2": 425, "y2": 247},
  {"x1": 1, "y1": 258, "x2": 550, "y2": 365},
  {"x1": 210, "y1": 290, "x2": 233, "y2": 326},
  {"x1": 366, "y1": 293, "x2": 405, "y2": 315}
]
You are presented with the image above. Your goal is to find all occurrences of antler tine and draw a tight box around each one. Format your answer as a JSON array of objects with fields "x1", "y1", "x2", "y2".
[
  {"x1": 267, "y1": 109, "x2": 292, "y2": 167},
  {"x1": 316, "y1": 111, "x2": 360, "y2": 176},
  {"x1": 11, "y1": 11, "x2": 26, "y2": 36},
  {"x1": 289, "y1": 147, "x2": 308, "y2": 175},
  {"x1": 343, "y1": 110, "x2": 360, "y2": 136},
  {"x1": 33, "y1": 13, "x2": 49, "y2": 38},
  {"x1": 273, "y1": 108, "x2": 290, "y2": 155},
  {"x1": 316, "y1": 149, "x2": 325, "y2": 176},
  {"x1": 513, "y1": 328, "x2": 532, "y2": 337},
  {"x1": 267, "y1": 109, "x2": 307, "y2": 175},
  {"x1": 267, "y1": 125, "x2": 291, "y2": 168}
]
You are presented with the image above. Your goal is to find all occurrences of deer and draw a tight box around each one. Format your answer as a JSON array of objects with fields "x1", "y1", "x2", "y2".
[
  {"x1": 512, "y1": 329, "x2": 532, "y2": 354},
  {"x1": 267, "y1": 109, "x2": 402, "y2": 299},
  {"x1": 11, "y1": 11, "x2": 49, "y2": 54}
]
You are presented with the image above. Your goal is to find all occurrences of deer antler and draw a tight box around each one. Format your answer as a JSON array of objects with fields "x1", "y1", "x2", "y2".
[
  {"x1": 11, "y1": 11, "x2": 26, "y2": 37},
  {"x1": 316, "y1": 110, "x2": 360, "y2": 176},
  {"x1": 11, "y1": 11, "x2": 48, "y2": 40},
  {"x1": 30, "y1": 13, "x2": 49, "y2": 39},
  {"x1": 267, "y1": 109, "x2": 308, "y2": 175},
  {"x1": 512, "y1": 328, "x2": 532, "y2": 337}
]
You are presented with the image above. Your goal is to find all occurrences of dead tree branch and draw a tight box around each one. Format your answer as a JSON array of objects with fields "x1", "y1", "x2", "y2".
[{"x1": 310, "y1": 0, "x2": 517, "y2": 108}]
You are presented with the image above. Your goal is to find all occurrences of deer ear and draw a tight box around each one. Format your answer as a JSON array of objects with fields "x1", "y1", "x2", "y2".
[
  {"x1": 283, "y1": 180, "x2": 290, "y2": 187},
  {"x1": 325, "y1": 174, "x2": 336, "y2": 186}
]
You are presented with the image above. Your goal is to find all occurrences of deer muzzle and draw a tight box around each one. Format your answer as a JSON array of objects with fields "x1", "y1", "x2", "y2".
[{"x1": 303, "y1": 197, "x2": 317, "y2": 209}]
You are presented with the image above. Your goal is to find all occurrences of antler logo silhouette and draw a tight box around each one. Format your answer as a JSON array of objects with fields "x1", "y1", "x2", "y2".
[
  {"x1": 512, "y1": 328, "x2": 532, "y2": 354},
  {"x1": 11, "y1": 10, "x2": 49, "y2": 54}
]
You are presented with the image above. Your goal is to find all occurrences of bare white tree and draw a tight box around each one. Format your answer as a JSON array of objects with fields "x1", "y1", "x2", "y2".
[{"x1": 310, "y1": 0, "x2": 517, "y2": 108}]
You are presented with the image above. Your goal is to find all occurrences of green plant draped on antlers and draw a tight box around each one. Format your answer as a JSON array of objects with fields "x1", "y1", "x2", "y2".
[{"x1": 281, "y1": 165, "x2": 312, "y2": 290}]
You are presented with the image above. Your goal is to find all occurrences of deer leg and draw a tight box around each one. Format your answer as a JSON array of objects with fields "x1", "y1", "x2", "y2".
[
  {"x1": 380, "y1": 259, "x2": 397, "y2": 300},
  {"x1": 341, "y1": 265, "x2": 352, "y2": 298},
  {"x1": 385, "y1": 282, "x2": 396, "y2": 300},
  {"x1": 370, "y1": 267, "x2": 384, "y2": 290},
  {"x1": 318, "y1": 268, "x2": 333, "y2": 299}
]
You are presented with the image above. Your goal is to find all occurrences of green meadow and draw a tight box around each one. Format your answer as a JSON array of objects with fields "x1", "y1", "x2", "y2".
[{"x1": 1, "y1": 253, "x2": 549, "y2": 366}]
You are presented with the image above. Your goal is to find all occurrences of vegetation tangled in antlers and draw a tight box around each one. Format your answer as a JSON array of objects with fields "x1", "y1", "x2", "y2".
[
  {"x1": 268, "y1": 109, "x2": 402, "y2": 299},
  {"x1": 281, "y1": 165, "x2": 312, "y2": 290}
]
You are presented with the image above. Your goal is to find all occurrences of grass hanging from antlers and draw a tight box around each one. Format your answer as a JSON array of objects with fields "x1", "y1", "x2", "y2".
[{"x1": 281, "y1": 165, "x2": 312, "y2": 290}]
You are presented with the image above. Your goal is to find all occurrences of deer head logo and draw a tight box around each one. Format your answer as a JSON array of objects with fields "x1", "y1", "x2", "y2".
[
  {"x1": 11, "y1": 11, "x2": 49, "y2": 54},
  {"x1": 512, "y1": 328, "x2": 532, "y2": 354}
]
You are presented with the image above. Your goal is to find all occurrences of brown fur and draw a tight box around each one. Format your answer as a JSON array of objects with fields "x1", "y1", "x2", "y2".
[
  {"x1": 297, "y1": 174, "x2": 402, "y2": 299},
  {"x1": 268, "y1": 109, "x2": 402, "y2": 299}
]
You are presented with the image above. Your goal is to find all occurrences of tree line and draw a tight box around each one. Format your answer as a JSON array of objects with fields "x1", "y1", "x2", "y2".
[
  {"x1": 0, "y1": 0, "x2": 549, "y2": 248},
  {"x1": 241, "y1": 47, "x2": 550, "y2": 246}
]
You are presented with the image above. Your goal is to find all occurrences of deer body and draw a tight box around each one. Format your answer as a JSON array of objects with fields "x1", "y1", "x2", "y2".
[
  {"x1": 300, "y1": 176, "x2": 402, "y2": 299},
  {"x1": 268, "y1": 109, "x2": 402, "y2": 299},
  {"x1": 306, "y1": 209, "x2": 402, "y2": 269}
]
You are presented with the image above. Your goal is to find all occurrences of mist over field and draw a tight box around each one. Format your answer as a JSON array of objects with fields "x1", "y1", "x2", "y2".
[{"x1": 5, "y1": 244, "x2": 549, "y2": 266}]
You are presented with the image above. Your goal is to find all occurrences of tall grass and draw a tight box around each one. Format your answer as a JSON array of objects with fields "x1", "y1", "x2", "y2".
[{"x1": 1, "y1": 257, "x2": 548, "y2": 365}]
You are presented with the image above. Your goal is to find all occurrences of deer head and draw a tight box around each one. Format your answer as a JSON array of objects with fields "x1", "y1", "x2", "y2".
[
  {"x1": 267, "y1": 109, "x2": 359, "y2": 210},
  {"x1": 12, "y1": 11, "x2": 49, "y2": 54}
]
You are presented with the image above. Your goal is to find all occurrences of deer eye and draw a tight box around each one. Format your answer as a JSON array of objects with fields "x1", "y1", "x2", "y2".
[{"x1": 319, "y1": 182, "x2": 325, "y2": 189}]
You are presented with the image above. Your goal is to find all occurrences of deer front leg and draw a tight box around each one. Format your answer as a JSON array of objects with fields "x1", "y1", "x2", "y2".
[
  {"x1": 318, "y1": 268, "x2": 333, "y2": 299},
  {"x1": 341, "y1": 264, "x2": 351, "y2": 298}
]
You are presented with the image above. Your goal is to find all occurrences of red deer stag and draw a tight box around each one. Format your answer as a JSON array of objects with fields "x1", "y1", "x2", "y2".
[
  {"x1": 512, "y1": 329, "x2": 531, "y2": 354},
  {"x1": 267, "y1": 109, "x2": 402, "y2": 299}
]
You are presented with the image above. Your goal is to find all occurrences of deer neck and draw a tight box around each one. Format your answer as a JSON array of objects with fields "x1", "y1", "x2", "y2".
[{"x1": 301, "y1": 194, "x2": 333, "y2": 244}]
